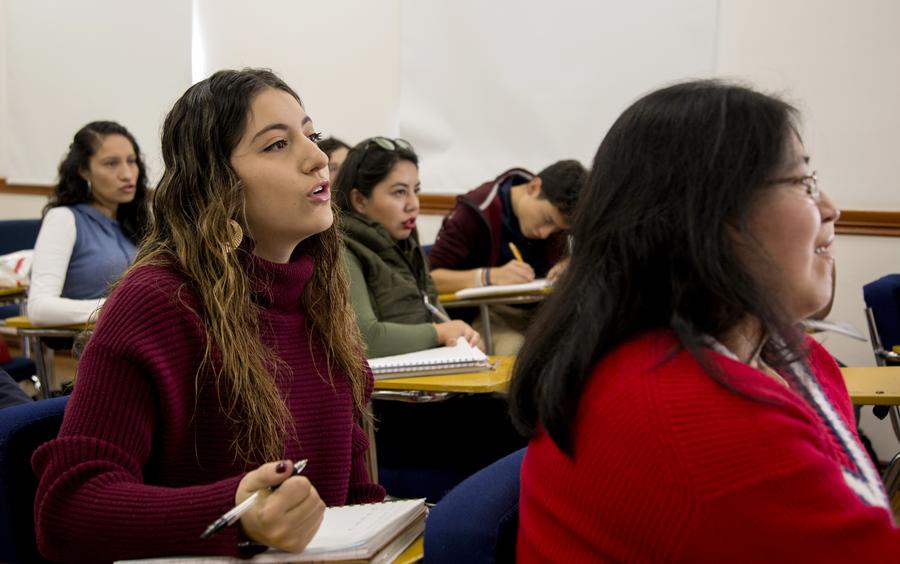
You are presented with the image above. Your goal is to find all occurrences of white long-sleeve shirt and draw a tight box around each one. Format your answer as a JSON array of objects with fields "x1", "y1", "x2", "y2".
[{"x1": 28, "y1": 207, "x2": 106, "y2": 326}]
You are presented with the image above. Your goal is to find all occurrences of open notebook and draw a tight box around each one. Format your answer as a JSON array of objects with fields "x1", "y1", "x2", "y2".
[
  {"x1": 117, "y1": 498, "x2": 427, "y2": 564},
  {"x1": 368, "y1": 337, "x2": 490, "y2": 379},
  {"x1": 454, "y1": 277, "x2": 551, "y2": 300}
]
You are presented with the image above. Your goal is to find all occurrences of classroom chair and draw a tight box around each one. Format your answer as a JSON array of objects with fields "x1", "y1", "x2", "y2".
[
  {"x1": 862, "y1": 274, "x2": 900, "y2": 499},
  {"x1": 424, "y1": 447, "x2": 525, "y2": 564},
  {"x1": 0, "y1": 218, "x2": 40, "y2": 319},
  {"x1": 0, "y1": 395, "x2": 69, "y2": 563}
]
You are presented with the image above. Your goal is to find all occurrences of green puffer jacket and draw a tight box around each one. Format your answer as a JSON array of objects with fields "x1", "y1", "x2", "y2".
[{"x1": 342, "y1": 212, "x2": 442, "y2": 323}]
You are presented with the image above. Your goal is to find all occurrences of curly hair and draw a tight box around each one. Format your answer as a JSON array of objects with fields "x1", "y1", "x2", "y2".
[
  {"x1": 134, "y1": 68, "x2": 370, "y2": 464},
  {"x1": 46, "y1": 121, "x2": 150, "y2": 244}
]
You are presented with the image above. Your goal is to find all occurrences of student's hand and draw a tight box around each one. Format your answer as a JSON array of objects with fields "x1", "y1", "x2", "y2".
[
  {"x1": 434, "y1": 320, "x2": 481, "y2": 349},
  {"x1": 546, "y1": 258, "x2": 570, "y2": 282},
  {"x1": 237, "y1": 460, "x2": 325, "y2": 553},
  {"x1": 491, "y1": 260, "x2": 535, "y2": 286}
]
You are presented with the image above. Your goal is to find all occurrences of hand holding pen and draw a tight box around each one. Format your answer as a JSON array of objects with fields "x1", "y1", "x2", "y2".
[
  {"x1": 489, "y1": 242, "x2": 535, "y2": 285},
  {"x1": 202, "y1": 459, "x2": 325, "y2": 553}
]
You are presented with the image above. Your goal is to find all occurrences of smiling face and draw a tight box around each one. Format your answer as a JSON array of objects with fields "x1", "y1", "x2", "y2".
[
  {"x1": 742, "y1": 132, "x2": 840, "y2": 323},
  {"x1": 229, "y1": 88, "x2": 333, "y2": 263},
  {"x1": 81, "y1": 133, "x2": 139, "y2": 216},
  {"x1": 351, "y1": 159, "x2": 420, "y2": 241}
]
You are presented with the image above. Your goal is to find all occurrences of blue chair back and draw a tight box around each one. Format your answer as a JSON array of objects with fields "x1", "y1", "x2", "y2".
[
  {"x1": 0, "y1": 396, "x2": 68, "y2": 563},
  {"x1": 425, "y1": 447, "x2": 525, "y2": 564},
  {"x1": 0, "y1": 219, "x2": 41, "y2": 255},
  {"x1": 863, "y1": 274, "x2": 900, "y2": 354}
]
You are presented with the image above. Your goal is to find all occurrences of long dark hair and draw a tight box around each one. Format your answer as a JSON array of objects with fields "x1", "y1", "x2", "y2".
[
  {"x1": 332, "y1": 138, "x2": 418, "y2": 213},
  {"x1": 133, "y1": 68, "x2": 369, "y2": 463},
  {"x1": 46, "y1": 121, "x2": 150, "y2": 244},
  {"x1": 509, "y1": 80, "x2": 803, "y2": 453}
]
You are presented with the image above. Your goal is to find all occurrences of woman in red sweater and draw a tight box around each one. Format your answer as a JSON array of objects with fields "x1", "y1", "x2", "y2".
[
  {"x1": 509, "y1": 80, "x2": 900, "y2": 561},
  {"x1": 32, "y1": 69, "x2": 384, "y2": 561}
]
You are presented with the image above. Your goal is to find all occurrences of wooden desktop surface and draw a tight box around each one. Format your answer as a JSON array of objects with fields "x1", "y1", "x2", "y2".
[
  {"x1": 842, "y1": 366, "x2": 900, "y2": 406},
  {"x1": 374, "y1": 360, "x2": 900, "y2": 405},
  {"x1": 0, "y1": 287, "x2": 25, "y2": 297},
  {"x1": 374, "y1": 355, "x2": 514, "y2": 393},
  {"x1": 3, "y1": 315, "x2": 93, "y2": 331}
]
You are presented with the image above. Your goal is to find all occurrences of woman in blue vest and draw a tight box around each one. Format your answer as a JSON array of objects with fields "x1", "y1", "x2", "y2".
[{"x1": 28, "y1": 121, "x2": 150, "y2": 326}]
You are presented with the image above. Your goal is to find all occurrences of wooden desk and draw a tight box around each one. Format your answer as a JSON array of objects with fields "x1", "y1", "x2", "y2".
[
  {"x1": 843, "y1": 366, "x2": 900, "y2": 406},
  {"x1": 3, "y1": 315, "x2": 93, "y2": 399},
  {"x1": 374, "y1": 356, "x2": 514, "y2": 395},
  {"x1": 438, "y1": 289, "x2": 549, "y2": 355},
  {"x1": 366, "y1": 356, "x2": 515, "y2": 482}
]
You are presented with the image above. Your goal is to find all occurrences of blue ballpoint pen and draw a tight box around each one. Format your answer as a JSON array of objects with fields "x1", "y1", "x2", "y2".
[{"x1": 200, "y1": 459, "x2": 308, "y2": 539}]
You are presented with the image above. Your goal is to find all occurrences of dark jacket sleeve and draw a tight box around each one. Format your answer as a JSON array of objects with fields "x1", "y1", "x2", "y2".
[{"x1": 428, "y1": 201, "x2": 487, "y2": 270}]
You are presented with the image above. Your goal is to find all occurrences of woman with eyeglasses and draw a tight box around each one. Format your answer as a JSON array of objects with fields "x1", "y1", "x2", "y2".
[
  {"x1": 510, "y1": 80, "x2": 900, "y2": 561},
  {"x1": 332, "y1": 137, "x2": 480, "y2": 357}
]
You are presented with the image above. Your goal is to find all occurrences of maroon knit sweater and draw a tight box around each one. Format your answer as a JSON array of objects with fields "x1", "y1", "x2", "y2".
[{"x1": 32, "y1": 254, "x2": 384, "y2": 562}]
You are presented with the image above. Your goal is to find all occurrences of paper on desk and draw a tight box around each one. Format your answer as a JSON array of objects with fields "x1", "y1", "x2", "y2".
[
  {"x1": 455, "y1": 278, "x2": 551, "y2": 300},
  {"x1": 802, "y1": 319, "x2": 867, "y2": 341}
]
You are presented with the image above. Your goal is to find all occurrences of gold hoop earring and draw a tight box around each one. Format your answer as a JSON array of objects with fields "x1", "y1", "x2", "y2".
[{"x1": 225, "y1": 219, "x2": 244, "y2": 253}]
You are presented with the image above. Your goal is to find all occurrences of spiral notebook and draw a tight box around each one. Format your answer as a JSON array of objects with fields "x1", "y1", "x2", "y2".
[
  {"x1": 116, "y1": 498, "x2": 427, "y2": 564},
  {"x1": 367, "y1": 337, "x2": 490, "y2": 379}
]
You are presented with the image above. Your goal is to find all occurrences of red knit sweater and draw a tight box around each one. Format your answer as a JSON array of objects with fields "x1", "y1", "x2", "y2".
[
  {"x1": 32, "y1": 254, "x2": 384, "y2": 562},
  {"x1": 518, "y1": 331, "x2": 900, "y2": 562}
]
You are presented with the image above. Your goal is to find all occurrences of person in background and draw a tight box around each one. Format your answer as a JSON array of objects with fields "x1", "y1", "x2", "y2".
[
  {"x1": 32, "y1": 69, "x2": 384, "y2": 562},
  {"x1": 510, "y1": 80, "x2": 900, "y2": 561},
  {"x1": 428, "y1": 159, "x2": 586, "y2": 354},
  {"x1": 334, "y1": 137, "x2": 522, "y2": 502},
  {"x1": 28, "y1": 121, "x2": 150, "y2": 326},
  {"x1": 0, "y1": 368, "x2": 31, "y2": 409},
  {"x1": 318, "y1": 136, "x2": 350, "y2": 181},
  {"x1": 333, "y1": 136, "x2": 479, "y2": 358}
]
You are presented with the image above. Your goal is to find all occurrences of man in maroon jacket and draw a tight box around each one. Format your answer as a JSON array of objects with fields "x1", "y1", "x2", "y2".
[{"x1": 428, "y1": 160, "x2": 586, "y2": 353}]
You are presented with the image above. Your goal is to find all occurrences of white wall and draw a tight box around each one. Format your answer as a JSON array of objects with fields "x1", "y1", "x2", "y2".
[
  {"x1": 716, "y1": 0, "x2": 900, "y2": 210},
  {"x1": 194, "y1": 0, "x2": 400, "y2": 146},
  {"x1": 400, "y1": 0, "x2": 718, "y2": 192},
  {"x1": 0, "y1": 3, "x2": 8, "y2": 180},
  {"x1": 3, "y1": 0, "x2": 192, "y2": 187}
]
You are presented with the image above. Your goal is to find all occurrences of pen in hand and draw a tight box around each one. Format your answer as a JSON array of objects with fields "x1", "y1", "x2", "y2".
[
  {"x1": 423, "y1": 296, "x2": 450, "y2": 323},
  {"x1": 200, "y1": 459, "x2": 308, "y2": 540},
  {"x1": 508, "y1": 242, "x2": 525, "y2": 263}
]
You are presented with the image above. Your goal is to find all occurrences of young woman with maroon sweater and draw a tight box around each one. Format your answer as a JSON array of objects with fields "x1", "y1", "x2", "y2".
[
  {"x1": 32, "y1": 69, "x2": 384, "y2": 561},
  {"x1": 510, "y1": 81, "x2": 900, "y2": 561}
]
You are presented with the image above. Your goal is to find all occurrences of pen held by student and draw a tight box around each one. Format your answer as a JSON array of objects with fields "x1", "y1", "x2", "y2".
[
  {"x1": 424, "y1": 300, "x2": 451, "y2": 323},
  {"x1": 508, "y1": 242, "x2": 525, "y2": 263},
  {"x1": 200, "y1": 459, "x2": 308, "y2": 540}
]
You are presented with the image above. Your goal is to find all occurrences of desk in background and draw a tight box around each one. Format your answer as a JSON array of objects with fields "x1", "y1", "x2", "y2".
[
  {"x1": 438, "y1": 288, "x2": 549, "y2": 354},
  {"x1": 366, "y1": 356, "x2": 515, "y2": 484},
  {"x1": 843, "y1": 366, "x2": 900, "y2": 406},
  {"x1": 3, "y1": 316, "x2": 92, "y2": 399}
]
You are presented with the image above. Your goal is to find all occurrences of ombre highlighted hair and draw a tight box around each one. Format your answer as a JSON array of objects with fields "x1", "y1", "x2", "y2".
[{"x1": 134, "y1": 68, "x2": 369, "y2": 464}]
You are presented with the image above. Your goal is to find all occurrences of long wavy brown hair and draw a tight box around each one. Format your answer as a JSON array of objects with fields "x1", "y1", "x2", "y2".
[{"x1": 135, "y1": 68, "x2": 369, "y2": 464}]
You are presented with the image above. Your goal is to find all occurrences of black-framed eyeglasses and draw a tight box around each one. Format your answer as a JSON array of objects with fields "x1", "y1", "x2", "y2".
[
  {"x1": 362, "y1": 136, "x2": 414, "y2": 153},
  {"x1": 766, "y1": 171, "x2": 819, "y2": 202}
]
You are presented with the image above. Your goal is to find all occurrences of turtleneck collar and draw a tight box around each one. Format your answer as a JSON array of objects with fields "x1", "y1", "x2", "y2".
[{"x1": 249, "y1": 251, "x2": 315, "y2": 311}]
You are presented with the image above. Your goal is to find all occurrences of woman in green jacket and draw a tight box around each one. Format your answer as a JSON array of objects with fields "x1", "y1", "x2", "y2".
[
  {"x1": 333, "y1": 137, "x2": 521, "y2": 501},
  {"x1": 333, "y1": 136, "x2": 479, "y2": 358}
]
